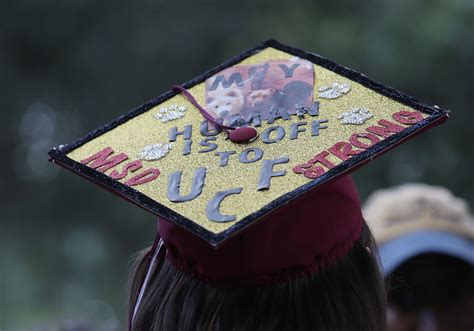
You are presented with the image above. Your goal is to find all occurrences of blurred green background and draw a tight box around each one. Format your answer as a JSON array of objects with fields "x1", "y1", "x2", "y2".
[{"x1": 1, "y1": 0, "x2": 473, "y2": 330}]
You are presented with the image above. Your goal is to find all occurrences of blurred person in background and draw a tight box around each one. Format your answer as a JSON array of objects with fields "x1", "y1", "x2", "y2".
[{"x1": 364, "y1": 183, "x2": 474, "y2": 331}]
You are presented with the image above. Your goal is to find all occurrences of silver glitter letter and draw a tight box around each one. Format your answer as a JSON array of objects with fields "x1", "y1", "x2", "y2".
[
  {"x1": 167, "y1": 167, "x2": 206, "y2": 202},
  {"x1": 169, "y1": 125, "x2": 192, "y2": 142},
  {"x1": 239, "y1": 147, "x2": 264, "y2": 163},
  {"x1": 257, "y1": 157, "x2": 289, "y2": 191},
  {"x1": 290, "y1": 122, "x2": 307, "y2": 140},
  {"x1": 215, "y1": 151, "x2": 236, "y2": 166},
  {"x1": 261, "y1": 126, "x2": 286, "y2": 144},
  {"x1": 199, "y1": 120, "x2": 221, "y2": 136},
  {"x1": 205, "y1": 187, "x2": 243, "y2": 223}
]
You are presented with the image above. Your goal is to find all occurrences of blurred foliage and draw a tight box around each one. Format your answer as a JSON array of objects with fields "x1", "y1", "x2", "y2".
[{"x1": 0, "y1": 0, "x2": 473, "y2": 330}]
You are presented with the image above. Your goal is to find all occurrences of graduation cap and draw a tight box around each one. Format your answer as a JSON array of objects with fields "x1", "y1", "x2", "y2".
[{"x1": 48, "y1": 40, "x2": 448, "y2": 287}]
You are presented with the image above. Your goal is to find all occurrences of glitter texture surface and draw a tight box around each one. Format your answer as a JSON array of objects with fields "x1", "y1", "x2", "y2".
[{"x1": 67, "y1": 48, "x2": 426, "y2": 235}]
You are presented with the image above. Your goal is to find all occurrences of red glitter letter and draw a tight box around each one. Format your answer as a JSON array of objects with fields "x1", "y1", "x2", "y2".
[
  {"x1": 303, "y1": 166, "x2": 326, "y2": 179},
  {"x1": 328, "y1": 141, "x2": 362, "y2": 161},
  {"x1": 349, "y1": 133, "x2": 380, "y2": 149},
  {"x1": 124, "y1": 168, "x2": 161, "y2": 186},
  {"x1": 80, "y1": 147, "x2": 128, "y2": 173},
  {"x1": 109, "y1": 160, "x2": 143, "y2": 180},
  {"x1": 310, "y1": 151, "x2": 336, "y2": 169},
  {"x1": 293, "y1": 151, "x2": 336, "y2": 179},
  {"x1": 393, "y1": 110, "x2": 424, "y2": 125},
  {"x1": 366, "y1": 119, "x2": 405, "y2": 138},
  {"x1": 292, "y1": 162, "x2": 312, "y2": 174}
]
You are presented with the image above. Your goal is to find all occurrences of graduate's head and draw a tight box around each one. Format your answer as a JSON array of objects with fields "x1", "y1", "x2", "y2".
[{"x1": 128, "y1": 175, "x2": 387, "y2": 331}]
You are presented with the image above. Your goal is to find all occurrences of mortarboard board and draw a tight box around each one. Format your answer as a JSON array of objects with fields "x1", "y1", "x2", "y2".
[{"x1": 48, "y1": 39, "x2": 448, "y2": 248}]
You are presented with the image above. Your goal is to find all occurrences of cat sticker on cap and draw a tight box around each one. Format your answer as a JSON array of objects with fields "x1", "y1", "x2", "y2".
[{"x1": 48, "y1": 39, "x2": 448, "y2": 247}]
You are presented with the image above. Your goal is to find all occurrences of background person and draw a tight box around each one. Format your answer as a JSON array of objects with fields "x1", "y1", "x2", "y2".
[{"x1": 364, "y1": 183, "x2": 474, "y2": 331}]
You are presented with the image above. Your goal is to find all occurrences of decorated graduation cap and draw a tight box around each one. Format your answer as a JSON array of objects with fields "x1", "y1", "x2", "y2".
[{"x1": 48, "y1": 40, "x2": 448, "y2": 290}]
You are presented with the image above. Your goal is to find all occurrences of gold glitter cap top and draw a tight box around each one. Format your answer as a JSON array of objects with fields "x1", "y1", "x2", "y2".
[{"x1": 48, "y1": 39, "x2": 449, "y2": 247}]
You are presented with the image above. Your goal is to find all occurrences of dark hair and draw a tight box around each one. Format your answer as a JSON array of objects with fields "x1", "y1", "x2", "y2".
[{"x1": 128, "y1": 222, "x2": 386, "y2": 331}]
